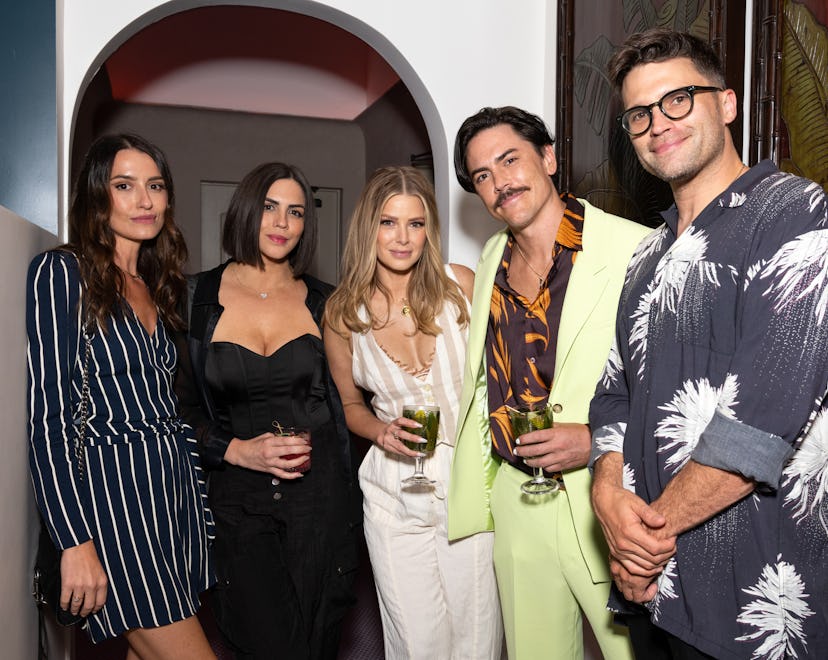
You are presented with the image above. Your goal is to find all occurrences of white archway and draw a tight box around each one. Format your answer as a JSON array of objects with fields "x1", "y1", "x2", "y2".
[
  {"x1": 61, "y1": 1, "x2": 554, "y2": 267},
  {"x1": 65, "y1": 0, "x2": 448, "y2": 246}
]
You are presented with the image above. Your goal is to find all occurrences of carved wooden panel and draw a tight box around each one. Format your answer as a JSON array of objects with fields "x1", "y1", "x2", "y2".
[{"x1": 558, "y1": 0, "x2": 827, "y2": 215}]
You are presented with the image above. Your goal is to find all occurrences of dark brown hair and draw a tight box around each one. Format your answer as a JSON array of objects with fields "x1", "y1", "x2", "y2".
[
  {"x1": 454, "y1": 106, "x2": 555, "y2": 192},
  {"x1": 68, "y1": 133, "x2": 187, "y2": 331},
  {"x1": 607, "y1": 28, "x2": 726, "y2": 93},
  {"x1": 222, "y1": 162, "x2": 317, "y2": 275}
]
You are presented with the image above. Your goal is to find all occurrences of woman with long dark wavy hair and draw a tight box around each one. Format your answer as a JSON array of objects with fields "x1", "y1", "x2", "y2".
[
  {"x1": 27, "y1": 133, "x2": 215, "y2": 658},
  {"x1": 175, "y1": 161, "x2": 358, "y2": 659}
]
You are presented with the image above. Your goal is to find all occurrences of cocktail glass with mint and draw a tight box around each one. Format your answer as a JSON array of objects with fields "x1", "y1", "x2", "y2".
[
  {"x1": 400, "y1": 404, "x2": 439, "y2": 488},
  {"x1": 507, "y1": 404, "x2": 559, "y2": 495}
]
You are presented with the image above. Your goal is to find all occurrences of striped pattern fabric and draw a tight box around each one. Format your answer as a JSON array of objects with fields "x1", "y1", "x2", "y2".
[
  {"x1": 27, "y1": 251, "x2": 214, "y2": 642},
  {"x1": 350, "y1": 266, "x2": 468, "y2": 447}
]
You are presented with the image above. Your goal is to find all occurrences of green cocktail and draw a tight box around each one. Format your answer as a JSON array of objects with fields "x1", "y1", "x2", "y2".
[
  {"x1": 507, "y1": 404, "x2": 559, "y2": 495},
  {"x1": 507, "y1": 406, "x2": 552, "y2": 437},
  {"x1": 401, "y1": 406, "x2": 440, "y2": 453},
  {"x1": 401, "y1": 404, "x2": 440, "y2": 488}
]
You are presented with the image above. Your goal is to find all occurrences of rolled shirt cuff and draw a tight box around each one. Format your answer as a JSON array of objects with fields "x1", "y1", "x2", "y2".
[
  {"x1": 692, "y1": 411, "x2": 794, "y2": 488},
  {"x1": 589, "y1": 422, "x2": 627, "y2": 472}
]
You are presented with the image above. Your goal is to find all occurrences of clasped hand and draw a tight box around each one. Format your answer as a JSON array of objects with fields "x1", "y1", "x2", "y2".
[{"x1": 592, "y1": 482, "x2": 677, "y2": 604}]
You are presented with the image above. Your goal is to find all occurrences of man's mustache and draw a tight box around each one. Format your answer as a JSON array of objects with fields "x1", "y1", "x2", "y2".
[{"x1": 495, "y1": 187, "x2": 529, "y2": 209}]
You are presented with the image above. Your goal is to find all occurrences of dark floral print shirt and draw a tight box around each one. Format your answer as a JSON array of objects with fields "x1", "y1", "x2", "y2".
[
  {"x1": 590, "y1": 161, "x2": 828, "y2": 660},
  {"x1": 486, "y1": 193, "x2": 583, "y2": 473}
]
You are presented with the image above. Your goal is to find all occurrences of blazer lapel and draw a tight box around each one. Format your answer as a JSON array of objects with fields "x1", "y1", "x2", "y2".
[
  {"x1": 457, "y1": 231, "x2": 507, "y2": 425},
  {"x1": 555, "y1": 221, "x2": 609, "y2": 377},
  {"x1": 465, "y1": 231, "x2": 507, "y2": 380}
]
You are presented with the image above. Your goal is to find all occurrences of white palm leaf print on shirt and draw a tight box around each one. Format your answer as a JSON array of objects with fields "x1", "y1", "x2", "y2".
[
  {"x1": 656, "y1": 374, "x2": 740, "y2": 474},
  {"x1": 629, "y1": 227, "x2": 720, "y2": 379},
  {"x1": 629, "y1": 283, "x2": 654, "y2": 379},
  {"x1": 652, "y1": 226, "x2": 718, "y2": 315},
  {"x1": 594, "y1": 422, "x2": 627, "y2": 456},
  {"x1": 783, "y1": 407, "x2": 828, "y2": 534},
  {"x1": 736, "y1": 555, "x2": 814, "y2": 660},
  {"x1": 647, "y1": 557, "x2": 678, "y2": 621},
  {"x1": 622, "y1": 463, "x2": 636, "y2": 492},
  {"x1": 759, "y1": 229, "x2": 828, "y2": 324},
  {"x1": 600, "y1": 337, "x2": 623, "y2": 389},
  {"x1": 804, "y1": 180, "x2": 827, "y2": 217},
  {"x1": 625, "y1": 227, "x2": 667, "y2": 286}
]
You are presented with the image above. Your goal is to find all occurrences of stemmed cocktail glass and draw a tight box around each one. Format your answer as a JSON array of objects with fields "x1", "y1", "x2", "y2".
[
  {"x1": 400, "y1": 404, "x2": 439, "y2": 488},
  {"x1": 507, "y1": 404, "x2": 559, "y2": 495}
]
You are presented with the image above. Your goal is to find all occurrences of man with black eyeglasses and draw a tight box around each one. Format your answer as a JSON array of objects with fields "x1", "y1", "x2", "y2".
[{"x1": 589, "y1": 27, "x2": 828, "y2": 660}]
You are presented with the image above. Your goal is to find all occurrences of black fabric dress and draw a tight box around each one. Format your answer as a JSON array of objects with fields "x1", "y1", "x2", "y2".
[
  {"x1": 176, "y1": 262, "x2": 359, "y2": 660},
  {"x1": 206, "y1": 337, "x2": 354, "y2": 659}
]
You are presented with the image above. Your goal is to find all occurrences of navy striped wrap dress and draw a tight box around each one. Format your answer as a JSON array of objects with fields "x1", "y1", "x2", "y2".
[{"x1": 27, "y1": 250, "x2": 215, "y2": 642}]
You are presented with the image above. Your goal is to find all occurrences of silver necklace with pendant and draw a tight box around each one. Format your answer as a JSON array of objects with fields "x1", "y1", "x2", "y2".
[{"x1": 235, "y1": 267, "x2": 271, "y2": 299}]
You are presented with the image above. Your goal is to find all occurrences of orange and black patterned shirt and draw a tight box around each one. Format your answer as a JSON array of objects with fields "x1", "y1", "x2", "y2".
[{"x1": 486, "y1": 193, "x2": 584, "y2": 474}]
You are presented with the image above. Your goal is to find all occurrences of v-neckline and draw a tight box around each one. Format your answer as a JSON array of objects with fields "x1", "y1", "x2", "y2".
[
  {"x1": 378, "y1": 340, "x2": 435, "y2": 380},
  {"x1": 370, "y1": 332, "x2": 436, "y2": 381},
  {"x1": 124, "y1": 299, "x2": 158, "y2": 339}
]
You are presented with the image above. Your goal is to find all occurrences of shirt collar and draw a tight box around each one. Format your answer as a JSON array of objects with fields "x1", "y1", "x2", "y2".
[
  {"x1": 660, "y1": 160, "x2": 779, "y2": 235},
  {"x1": 505, "y1": 191, "x2": 585, "y2": 254}
]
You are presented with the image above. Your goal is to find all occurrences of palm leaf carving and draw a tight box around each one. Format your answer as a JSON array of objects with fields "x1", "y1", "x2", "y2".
[
  {"x1": 625, "y1": 0, "x2": 707, "y2": 33},
  {"x1": 576, "y1": 128, "x2": 673, "y2": 228},
  {"x1": 623, "y1": 0, "x2": 659, "y2": 33},
  {"x1": 606, "y1": 125, "x2": 674, "y2": 226},
  {"x1": 669, "y1": 0, "x2": 705, "y2": 32},
  {"x1": 780, "y1": 0, "x2": 828, "y2": 190},
  {"x1": 571, "y1": 0, "x2": 709, "y2": 222},
  {"x1": 574, "y1": 36, "x2": 616, "y2": 136}
]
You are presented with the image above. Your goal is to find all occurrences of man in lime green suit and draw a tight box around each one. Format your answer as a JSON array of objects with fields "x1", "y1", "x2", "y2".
[{"x1": 448, "y1": 106, "x2": 650, "y2": 659}]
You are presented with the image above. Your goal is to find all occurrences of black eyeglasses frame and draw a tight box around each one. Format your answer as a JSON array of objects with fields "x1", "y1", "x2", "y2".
[{"x1": 617, "y1": 85, "x2": 723, "y2": 137}]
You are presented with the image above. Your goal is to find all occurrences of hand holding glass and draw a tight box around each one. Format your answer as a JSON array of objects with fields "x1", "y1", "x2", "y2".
[
  {"x1": 271, "y1": 422, "x2": 312, "y2": 473},
  {"x1": 508, "y1": 405, "x2": 559, "y2": 495},
  {"x1": 400, "y1": 404, "x2": 439, "y2": 488}
]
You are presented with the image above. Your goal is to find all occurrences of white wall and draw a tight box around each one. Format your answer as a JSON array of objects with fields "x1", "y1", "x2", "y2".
[
  {"x1": 0, "y1": 206, "x2": 61, "y2": 660},
  {"x1": 56, "y1": 5, "x2": 611, "y2": 659},
  {"x1": 59, "y1": 0, "x2": 558, "y2": 268}
]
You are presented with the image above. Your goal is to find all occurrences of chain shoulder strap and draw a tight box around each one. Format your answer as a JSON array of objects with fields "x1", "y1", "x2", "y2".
[{"x1": 74, "y1": 327, "x2": 91, "y2": 483}]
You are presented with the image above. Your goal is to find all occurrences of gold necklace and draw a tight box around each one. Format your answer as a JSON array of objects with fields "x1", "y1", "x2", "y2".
[
  {"x1": 234, "y1": 266, "x2": 271, "y2": 300},
  {"x1": 513, "y1": 240, "x2": 553, "y2": 289},
  {"x1": 117, "y1": 265, "x2": 144, "y2": 282},
  {"x1": 400, "y1": 298, "x2": 411, "y2": 317}
]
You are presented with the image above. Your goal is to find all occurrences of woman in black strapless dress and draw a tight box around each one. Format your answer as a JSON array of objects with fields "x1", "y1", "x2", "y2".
[{"x1": 176, "y1": 162, "x2": 358, "y2": 659}]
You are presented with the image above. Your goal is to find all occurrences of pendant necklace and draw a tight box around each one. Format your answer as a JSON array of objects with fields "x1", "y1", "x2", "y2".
[
  {"x1": 117, "y1": 265, "x2": 145, "y2": 284},
  {"x1": 235, "y1": 267, "x2": 270, "y2": 300},
  {"x1": 400, "y1": 298, "x2": 411, "y2": 317},
  {"x1": 513, "y1": 240, "x2": 552, "y2": 290}
]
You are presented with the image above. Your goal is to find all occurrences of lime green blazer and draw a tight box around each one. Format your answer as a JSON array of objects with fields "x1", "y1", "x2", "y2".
[{"x1": 447, "y1": 200, "x2": 651, "y2": 582}]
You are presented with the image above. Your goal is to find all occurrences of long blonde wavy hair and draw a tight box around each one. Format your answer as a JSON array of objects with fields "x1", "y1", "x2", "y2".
[{"x1": 325, "y1": 166, "x2": 469, "y2": 337}]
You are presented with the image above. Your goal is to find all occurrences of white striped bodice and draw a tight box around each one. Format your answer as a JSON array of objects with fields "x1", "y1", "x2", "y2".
[{"x1": 351, "y1": 268, "x2": 469, "y2": 447}]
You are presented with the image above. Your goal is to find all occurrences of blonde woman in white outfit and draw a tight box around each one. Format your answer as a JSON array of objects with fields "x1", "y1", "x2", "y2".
[{"x1": 325, "y1": 167, "x2": 502, "y2": 659}]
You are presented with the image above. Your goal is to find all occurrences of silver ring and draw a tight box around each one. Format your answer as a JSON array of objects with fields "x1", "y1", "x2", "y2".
[
  {"x1": 393, "y1": 431, "x2": 399, "y2": 440},
  {"x1": 72, "y1": 596, "x2": 82, "y2": 602}
]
